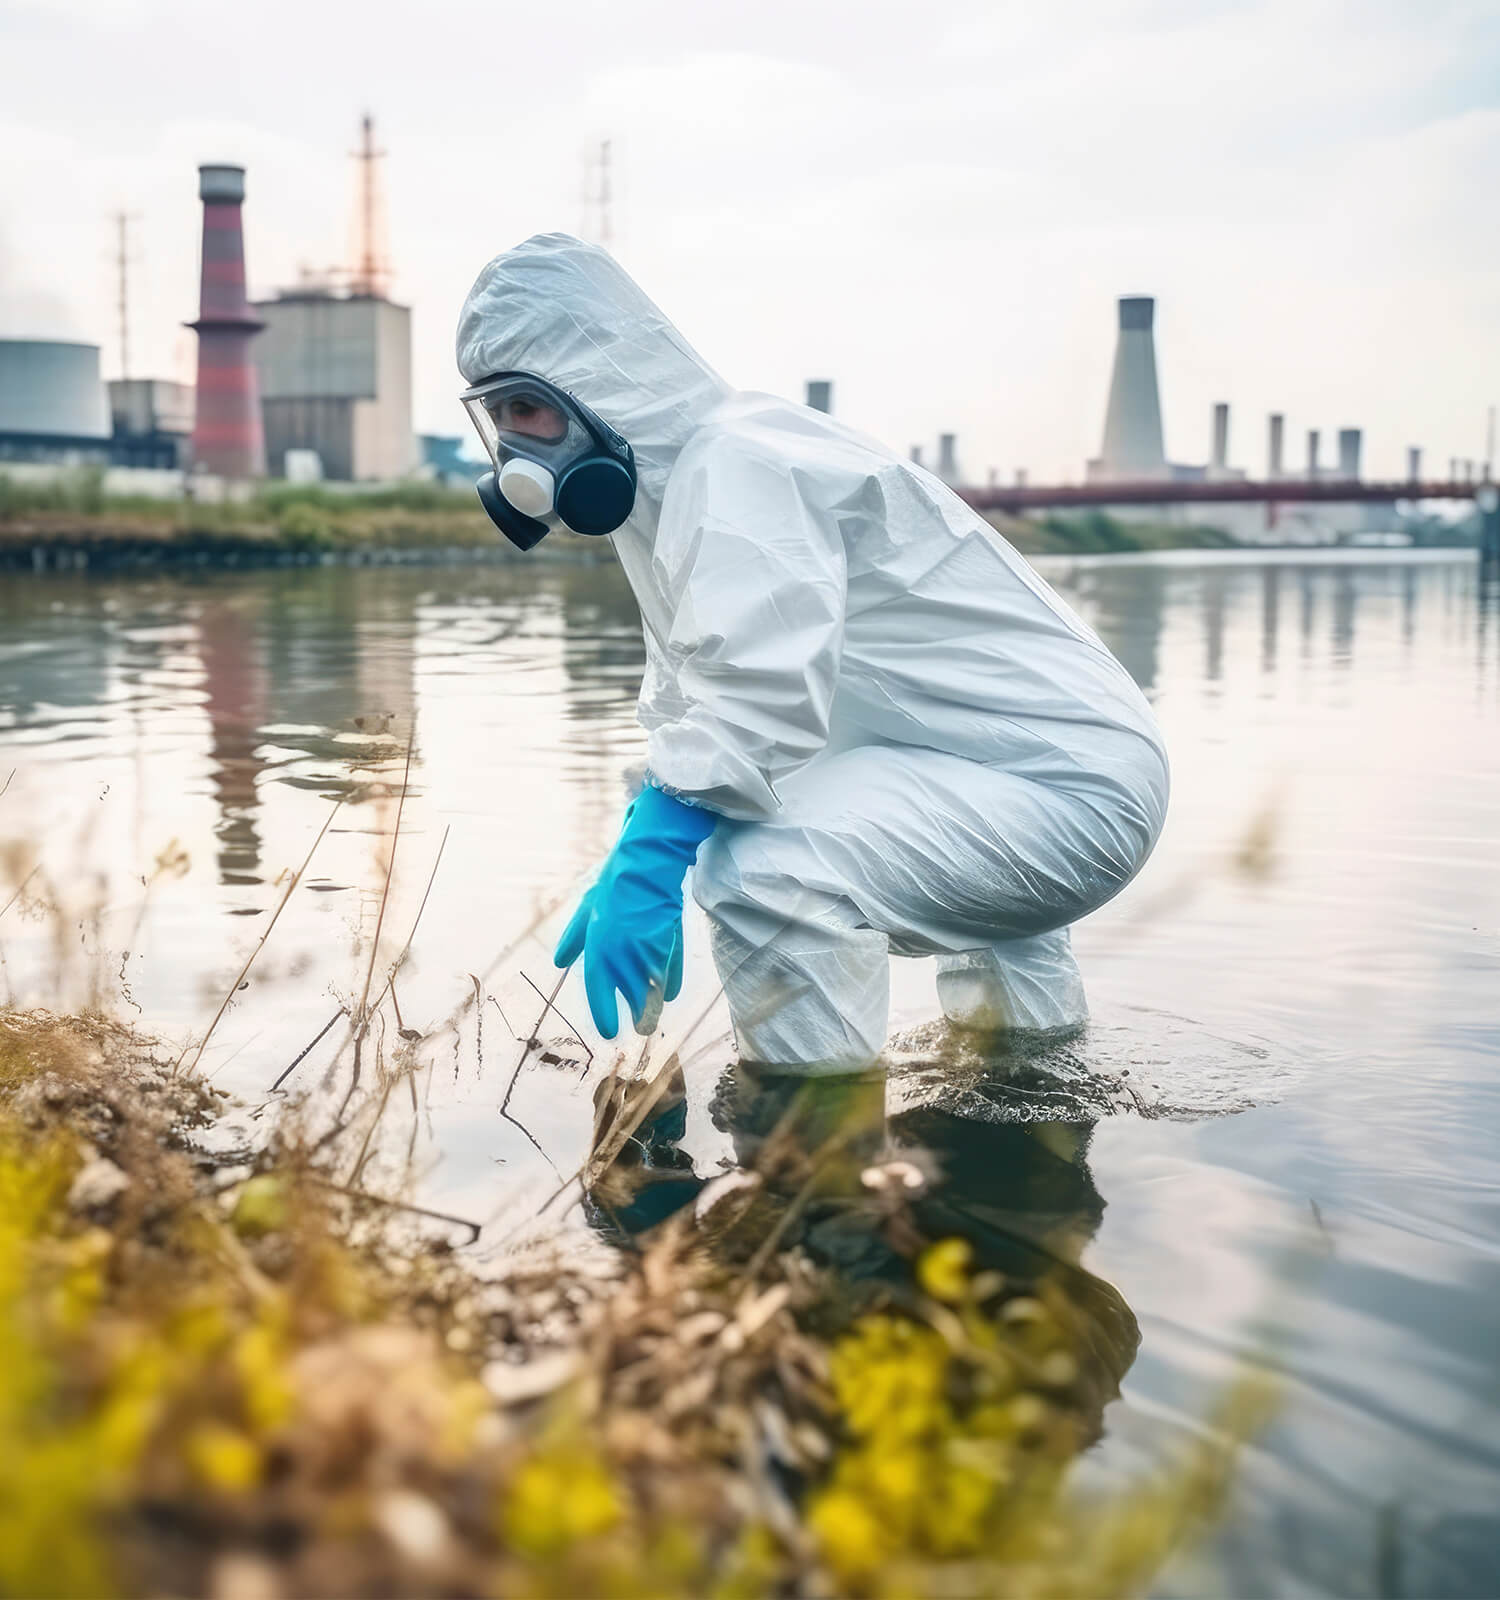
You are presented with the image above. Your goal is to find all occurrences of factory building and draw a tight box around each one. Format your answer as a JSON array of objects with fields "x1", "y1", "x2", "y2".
[
  {"x1": 108, "y1": 379, "x2": 194, "y2": 468},
  {"x1": 251, "y1": 290, "x2": 416, "y2": 482},
  {"x1": 0, "y1": 339, "x2": 113, "y2": 464}
]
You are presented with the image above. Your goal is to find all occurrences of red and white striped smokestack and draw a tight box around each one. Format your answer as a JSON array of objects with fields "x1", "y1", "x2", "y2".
[{"x1": 188, "y1": 164, "x2": 265, "y2": 478}]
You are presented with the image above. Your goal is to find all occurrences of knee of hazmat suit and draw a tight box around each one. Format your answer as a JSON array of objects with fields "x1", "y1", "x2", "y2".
[{"x1": 456, "y1": 234, "x2": 1169, "y2": 1072}]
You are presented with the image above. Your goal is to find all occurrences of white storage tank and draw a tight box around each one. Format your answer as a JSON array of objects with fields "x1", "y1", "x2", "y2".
[{"x1": 0, "y1": 340, "x2": 111, "y2": 440}]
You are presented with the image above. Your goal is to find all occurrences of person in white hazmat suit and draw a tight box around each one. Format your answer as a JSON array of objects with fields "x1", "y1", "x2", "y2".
[{"x1": 456, "y1": 235, "x2": 1169, "y2": 1074}]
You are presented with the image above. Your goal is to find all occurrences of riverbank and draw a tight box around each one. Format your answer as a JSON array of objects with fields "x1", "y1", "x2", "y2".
[
  {"x1": 2, "y1": 471, "x2": 1239, "y2": 570},
  {"x1": 0, "y1": 477, "x2": 545, "y2": 572},
  {"x1": 0, "y1": 1005, "x2": 1260, "y2": 1599}
]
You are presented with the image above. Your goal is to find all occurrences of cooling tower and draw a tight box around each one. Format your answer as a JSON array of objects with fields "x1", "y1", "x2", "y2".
[
  {"x1": 188, "y1": 164, "x2": 265, "y2": 478},
  {"x1": 1097, "y1": 296, "x2": 1167, "y2": 479}
]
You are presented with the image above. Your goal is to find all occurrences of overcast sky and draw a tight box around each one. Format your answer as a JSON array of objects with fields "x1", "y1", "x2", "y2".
[{"x1": 2, "y1": 0, "x2": 1497, "y2": 480}]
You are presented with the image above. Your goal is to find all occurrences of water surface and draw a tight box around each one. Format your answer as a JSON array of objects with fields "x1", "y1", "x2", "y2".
[{"x1": 1, "y1": 549, "x2": 1496, "y2": 1594}]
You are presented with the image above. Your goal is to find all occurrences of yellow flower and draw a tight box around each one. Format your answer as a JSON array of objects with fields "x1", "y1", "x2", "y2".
[
  {"x1": 917, "y1": 1238, "x2": 973, "y2": 1303},
  {"x1": 809, "y1": 1487, "x2": 889, "y2": 1581},
  {"x1": 505, "y1": 1447, "x2": 622, "y2": 1558},
  {"x1": 186, "y1": 1424, "x2": 261, "y2": 1493}
]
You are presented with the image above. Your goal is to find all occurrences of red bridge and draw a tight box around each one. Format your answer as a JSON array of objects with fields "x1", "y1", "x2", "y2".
[{"x1": 960, "y1": 478, "x2": 1488, "y2": 514}]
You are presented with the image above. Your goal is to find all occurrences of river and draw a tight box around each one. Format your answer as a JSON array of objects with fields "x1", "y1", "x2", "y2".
[{"x1": 1, "y1": 547, "x2": 1496, "y2": 1594}]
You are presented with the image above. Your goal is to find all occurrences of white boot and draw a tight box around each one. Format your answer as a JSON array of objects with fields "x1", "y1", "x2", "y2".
[{"x1": 935, "y1": 928, "x2": 1088, "y2": 1035}]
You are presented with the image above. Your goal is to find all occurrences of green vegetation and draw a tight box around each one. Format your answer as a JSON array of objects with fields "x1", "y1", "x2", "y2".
[
  {"x1": 993, "y1": 509, "x2": 1239, "y2": 557},
  {"x1": 0, "y1": 471, "x2": 510, "y2": 558},
  {"x1": 0, "y1": 470, "x2": 1244, "y2": 564},
  {"x1": 0, "y1": 1005, "x2": 1270, "y2": 1598}
]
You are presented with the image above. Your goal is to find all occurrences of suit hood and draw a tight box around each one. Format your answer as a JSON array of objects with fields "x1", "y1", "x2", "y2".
[{"x1": 455, "y1": 233, "x2": 730, "y2": 517}]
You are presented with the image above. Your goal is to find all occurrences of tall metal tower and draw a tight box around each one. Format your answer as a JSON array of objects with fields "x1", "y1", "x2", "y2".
[
  {"x1": 188, "y1": 164, "x2": 266, "y2": 478},
  {"x1": 113, "y1": 211, "x2": 140, "y2": 380},
  {"x1": 1095, "y1": 296, "x2": 1167, "y2": 480},
  {"x1": 581, "y1": 139, "x2": 614, "y2": 248},
  {"x1": 350, "y1": 113, "x2": 390, "y2": 298}
]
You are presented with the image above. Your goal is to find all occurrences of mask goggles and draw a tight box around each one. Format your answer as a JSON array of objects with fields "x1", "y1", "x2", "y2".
[{"x1": 460, "y1": 371, "x2": 637, "y2": 552}]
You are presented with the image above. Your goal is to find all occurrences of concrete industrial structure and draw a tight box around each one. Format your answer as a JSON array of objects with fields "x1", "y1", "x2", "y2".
[
  {"x1": 1070, "y1": 292, "x2": 1405, "y2": 543},
  {"x1": 252, "y1": 290, "x2": 416, "y2": 481},
  {"x1": 937, "y1": 433, "x2": 961, "y2": 485},
  {"x1": 108, "y1": 378, "x2": 193, "y2": 468},
  {"x1": 1089, "y1": 296, "x2": 1168, "y2": 482},
  {"x1": 1268, "y1": 413, "x2": 1285, "y2": 477},
  {"x1": 189, "y1": 165, "x2": 266, "y2": 478},
  {"x1": 0, "y1": 339, "x2": 112, "y2": 463}
]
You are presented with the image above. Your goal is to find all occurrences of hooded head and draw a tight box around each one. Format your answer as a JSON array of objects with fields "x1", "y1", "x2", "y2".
[{"x1": 456, "y1": 234, "x2": 729, "y2": 529}]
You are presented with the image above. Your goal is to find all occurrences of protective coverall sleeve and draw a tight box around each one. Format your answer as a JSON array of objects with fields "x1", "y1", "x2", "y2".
[{"x1": 643, "y1": 435, "x2": 848, "y2": 821}]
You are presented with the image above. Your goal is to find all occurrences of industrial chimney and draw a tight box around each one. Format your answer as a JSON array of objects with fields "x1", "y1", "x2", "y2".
[
  {"x1": 188, "y1": 164, "x2": 265, "y2": 478},
  {"x1": 1307, "y1": 429, "x2": 1320, "y2": 478},
  {"x1": 1211, "y1": 403, "x2": 1230, "y2": 473},
  {"x1": 1268, "y1": 414, "x2": 1285, "y2": 478},
  {"x1": 937, "y1": 433, "x2": 960, "y2": 485},
  {"x1": 1337, "y1": 428, "x2": 1362, "y2": 480},
  {"x1": 1407, "y1": 446, "x2": 1421, "y2": 482},
  {"x1": 805, "y1": 380, "x2": 832, "y2": 414},
  {"x1": 1096, "y1": 296, "x2": 1167, "y2": 479}
]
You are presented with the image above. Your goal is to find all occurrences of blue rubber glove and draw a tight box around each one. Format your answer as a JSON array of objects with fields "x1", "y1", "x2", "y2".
[{"x1": 554, "y1": 784, "x2": 717, "y2": 1039}]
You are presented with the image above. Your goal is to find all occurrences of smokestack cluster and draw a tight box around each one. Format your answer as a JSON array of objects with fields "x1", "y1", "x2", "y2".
[{"x1": 1266, "y1": 412, "x2": 1367, "y2": 482}]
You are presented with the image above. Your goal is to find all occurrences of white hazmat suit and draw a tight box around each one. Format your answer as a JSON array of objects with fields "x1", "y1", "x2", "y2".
[{"x1": 457, "y1": 236, "x2": 1169, "y2": 1072}]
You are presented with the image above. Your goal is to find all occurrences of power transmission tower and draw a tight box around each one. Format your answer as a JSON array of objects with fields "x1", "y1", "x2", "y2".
[
  {"x1": 113, "y1": 210, "x2": 140, "y2": 380},
  {"x1": 350, "y1": 113, "x2": 390, "y2": 297},
  {"x1": 582, "y1": 139, "x2": 614, "y2": 249}
]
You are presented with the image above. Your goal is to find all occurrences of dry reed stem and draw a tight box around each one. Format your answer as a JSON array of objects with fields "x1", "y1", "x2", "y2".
[
  {"x1": 182, "y1": 797, "x2": 343, "y2": 1079},
  {"x1": 519, "y1": 969, "x2": 594, "y2": 1066},
  {"x1": 355, "y1": 736, "x2": 415, "y2": 1025}
]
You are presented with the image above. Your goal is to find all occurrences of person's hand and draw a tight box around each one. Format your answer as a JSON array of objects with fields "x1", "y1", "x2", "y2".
[{"x1": 554, "y1": 786, "x2": 715, "y2": 1038}]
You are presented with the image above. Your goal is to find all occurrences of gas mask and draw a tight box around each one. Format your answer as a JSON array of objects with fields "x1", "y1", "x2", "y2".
[{"x1": 460, "y1": 371, "x2": 637, "y2": 551}]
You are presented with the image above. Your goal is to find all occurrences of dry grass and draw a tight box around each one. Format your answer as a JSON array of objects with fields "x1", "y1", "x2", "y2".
[{"x1": 0, "y1": 1004, "x2": 1273, "y2": 1600}]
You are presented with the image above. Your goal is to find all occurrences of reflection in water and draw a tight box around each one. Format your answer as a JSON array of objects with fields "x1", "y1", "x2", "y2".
[
  {"x1": 1062, "y1": 561, "x2": 1167, "y2": 695},
  {"x1": 1331, "y1": 567, "x2": 1357, "y2": 666},
  {"x1": 891, "y1": 1107, "x2": 1137, "y2": 1435},
  {"x1": 1201, "y1": 570, "x2": 1228, "y2": 683},
  {"x1": 198, "y1": 598, "x2": 269, "y2": 884},
  {"x1": 1260, "y1": 566, "x2": 1280, "y2": 675},
  {"x1": 1299, "y1": 566, "x2": 1317, "y2": 660},
  {"x1": 591, "y1": 1057, "x2": 1139, "y2": 1449}
]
